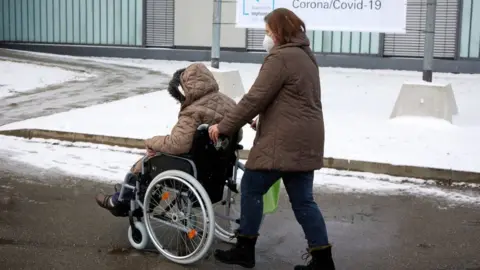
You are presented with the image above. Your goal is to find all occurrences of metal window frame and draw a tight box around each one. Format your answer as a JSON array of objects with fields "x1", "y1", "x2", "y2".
[
  {"x1": 2, "y1": 0, "x2": 143, "y2": 47},
  {"x1": 457, "y1": 0, "x2": 480, "y2": 60},
  {"x1": 382, "y1": 0, "x2": 461, "y2": 60},
  {"x1": 144, "y1": 0, "x2": 175, "y2": 48},
  {"x1": 378, "y1": 33, "x2": 385, "y2": 57},
  {"x1": 142, "y1": 0, "x2": 147, "y2": 47},
  {"x1": 454, "y1": 0, "x2": 463, "y2": 59}
]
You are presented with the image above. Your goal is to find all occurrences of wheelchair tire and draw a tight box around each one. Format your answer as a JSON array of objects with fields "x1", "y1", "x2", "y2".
[
  {"x1": 142, "y1": 170, "x2": 216, "y2": 265},
  {"x1": 128, "y1": 221, "x2": 150, "y2": 250}
]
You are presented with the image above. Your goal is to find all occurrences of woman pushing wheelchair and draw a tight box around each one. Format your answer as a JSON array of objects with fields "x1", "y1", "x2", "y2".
[
  {"x1": 207, "y1": 8, "x2": 336, "y2": 270},
  {"x1": 95, "y1": 62, "x2": 237, "y2": 216}
]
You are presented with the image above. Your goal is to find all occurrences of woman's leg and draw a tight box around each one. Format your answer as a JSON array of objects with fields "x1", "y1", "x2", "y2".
[
  {"x1": 214, "y1": 169, "x2": 280, "y2": 268},
  {"x1": 282, "y1": 171, "x2": 335, "y2": 270},
  {"x1": 238, "y1": 169, "x2": 280, "y2": 235}
]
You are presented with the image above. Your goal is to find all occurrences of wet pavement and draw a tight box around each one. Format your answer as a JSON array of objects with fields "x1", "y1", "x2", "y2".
[
  {"x1": 0, "y1": 49, "x2": 169, "y2": 126},
  {"x1": 0, "y1": 156, "x2": 479, "y2": 270}
]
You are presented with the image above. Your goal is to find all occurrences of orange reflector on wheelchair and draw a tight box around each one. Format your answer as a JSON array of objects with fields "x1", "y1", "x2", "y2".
[
  {"x1": 187, "y1": 229, "x2": 197, "y2": 239},
  {"x1": 161, "y1": 192, "x2": 170, "y2": 200}
]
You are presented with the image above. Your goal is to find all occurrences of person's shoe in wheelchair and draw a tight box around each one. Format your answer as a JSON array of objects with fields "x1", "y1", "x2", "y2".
[
  {"x1": 294, "y1": 245, "x2": 335, "y2": 270},
  {"x1": 214, "y1": 230, "x2": 257, "y2": 268},
  {"x1": 95, "y1": 192, "x2": 129, "y2": 217}
]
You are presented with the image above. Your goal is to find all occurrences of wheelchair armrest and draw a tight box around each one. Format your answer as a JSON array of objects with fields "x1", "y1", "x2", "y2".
[
  {"x1": 177, "y1": 153, "x2": 194, "y2": 159},
  {"x1": 150, "y1": 152, "x2": 192, "y2": 160},
  {"x1": 140, "y1": 152, "x2": 193, "y2": 174}
]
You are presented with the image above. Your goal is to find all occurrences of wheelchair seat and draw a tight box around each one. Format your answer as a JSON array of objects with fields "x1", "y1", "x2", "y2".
[{"x1": 140, "y1": 124, "x2": 242, "y2": 205}]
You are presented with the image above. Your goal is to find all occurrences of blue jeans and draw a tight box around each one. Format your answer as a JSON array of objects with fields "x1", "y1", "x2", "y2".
[{"x1": 239, "y1": 169, "x2": 329, "y2": 248}]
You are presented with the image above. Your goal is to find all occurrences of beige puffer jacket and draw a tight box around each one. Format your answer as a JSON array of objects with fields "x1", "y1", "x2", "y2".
[{"x1": 144, "y1": 63, "x2": 237, "y2": 155}]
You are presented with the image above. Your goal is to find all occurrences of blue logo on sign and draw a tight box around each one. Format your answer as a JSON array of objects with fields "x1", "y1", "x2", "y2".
[{"x1": 243, "y1": 0, "x2": 276, "y2": 15}]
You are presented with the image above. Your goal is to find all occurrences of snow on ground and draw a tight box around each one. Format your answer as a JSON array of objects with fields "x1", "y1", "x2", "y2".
[
  {"x1": 0, "y1": 59, "x2": 93, "y2": 99},
  {"x1": 1, "y1": 135, "x2": 478, "y2": 207},
  {"x1": 0, "y1": 135, "x2": 143, "y2": 182},
  {"x1": 2, "y1": 53, "x2": 480, "y2": 172}
]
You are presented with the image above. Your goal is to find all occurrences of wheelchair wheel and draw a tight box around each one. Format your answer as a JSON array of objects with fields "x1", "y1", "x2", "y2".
[
  {"x1": 214, "y1": 161, "x2": 265, "y2": 244},
  {"x1": 143, "y1": 170, "x2": 215, "y2": 265},
  {"x1": 128, "y1": 221, "x2": 150, "y2": 250}
]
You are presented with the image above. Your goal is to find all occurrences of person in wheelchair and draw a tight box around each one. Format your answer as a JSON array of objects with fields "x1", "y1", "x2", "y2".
[{"x1": 95, "y1": 62, "x2": 237, "y2": 216}]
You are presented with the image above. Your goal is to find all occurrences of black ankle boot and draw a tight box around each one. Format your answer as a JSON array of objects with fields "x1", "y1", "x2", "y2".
[
  {"x1": 95, "y1": 193, "x2": 129, "y2": 217},
  {"x1": 294, "y1": 245, "x2": 335, "y2": 270},
  {"x1": 214, "y1": 233, "x2": 257, "y2": 268}
]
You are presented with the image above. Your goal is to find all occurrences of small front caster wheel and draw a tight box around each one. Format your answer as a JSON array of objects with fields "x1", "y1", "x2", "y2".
[{"x1": 128, "y1": 221, "x2": 149, "y2": 250}]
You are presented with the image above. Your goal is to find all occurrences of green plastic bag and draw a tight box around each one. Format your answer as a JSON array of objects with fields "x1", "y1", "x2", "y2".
[{"x1": 263, "y1": 179, "x2": 281, "y2": 214}]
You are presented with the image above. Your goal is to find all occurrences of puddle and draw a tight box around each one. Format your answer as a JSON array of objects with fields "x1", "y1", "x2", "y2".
[
  {"x1": 107, "y1": 247, "x2": 158, "y2": 257},
  {"x1": 107, "y1": 247, "x2": 131, "y2": 255},
  {"x1": 417, "y1": 243, "x2": 435, "y2": 249},
  {"x1": 0, "y1": 238, "x2": 15, "y2": 245}
]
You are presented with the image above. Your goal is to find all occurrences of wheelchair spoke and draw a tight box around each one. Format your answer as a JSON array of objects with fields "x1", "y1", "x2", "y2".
[
  {"x1": 148, "y1": 188, "x2": 171, "y2": 216},
  {"x1": 149, "y1": 212, "x2": 205, "y2": 233},
  {"x1": 150, "y1": 220, "x2": 172, "y2": 244}
]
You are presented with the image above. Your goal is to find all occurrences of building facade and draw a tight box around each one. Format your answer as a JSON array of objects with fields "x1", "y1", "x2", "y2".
[{"x1": 1, "y1": 0, "x2": 479, "y2": 73}]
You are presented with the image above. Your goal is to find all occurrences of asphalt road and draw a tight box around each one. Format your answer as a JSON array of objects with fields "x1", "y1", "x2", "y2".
[
  {"x1": 0, "y1": 157, "x2": 479, "y2": 270},
  {"x1": 0, "y1": 49, "x2": 170, "y2": 126}
]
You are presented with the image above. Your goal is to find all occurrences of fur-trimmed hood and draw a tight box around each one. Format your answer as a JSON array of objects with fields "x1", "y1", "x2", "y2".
[{"x1": 167, "y1": 63, "x2": 219, "y2": 108}]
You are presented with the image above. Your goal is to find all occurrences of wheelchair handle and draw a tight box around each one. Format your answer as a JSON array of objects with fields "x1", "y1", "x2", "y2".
[
  {"x1": 214, "y1": 120, "x2": 252, "y2": 150},
  {"x1": 214, "y1": 135, "x2": 230, "y2": 151},
  {"x1": 210, "y1": 120, "x2": 252, "y2": 150}
]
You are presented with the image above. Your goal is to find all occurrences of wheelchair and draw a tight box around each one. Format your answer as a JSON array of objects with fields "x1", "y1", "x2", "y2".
[{"x1": 116, "y1": 124, "x2": 261, "y2": 265}]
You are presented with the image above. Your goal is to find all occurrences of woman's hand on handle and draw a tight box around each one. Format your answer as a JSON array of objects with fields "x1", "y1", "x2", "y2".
[{"x1": 208, "y1": 124, "x2": 220, "y2": 144}]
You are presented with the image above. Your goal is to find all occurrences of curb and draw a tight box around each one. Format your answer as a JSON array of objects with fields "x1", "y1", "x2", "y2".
[{"x1": 1, "y1": 128, "x2": 479, "y2": 184}]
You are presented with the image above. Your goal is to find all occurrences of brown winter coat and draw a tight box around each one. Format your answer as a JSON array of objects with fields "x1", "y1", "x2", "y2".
[
  {"x1": 132, "y1": 63, "x2": 236, "y2": 173},
  {"x1": 217, "y1": 32, "x2": 325, "y2": 172}
]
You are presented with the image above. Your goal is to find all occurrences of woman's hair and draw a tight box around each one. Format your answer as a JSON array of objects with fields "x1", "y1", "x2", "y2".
[{"x1": 264, "y1": 8, "x2": 306, "y2": 45}]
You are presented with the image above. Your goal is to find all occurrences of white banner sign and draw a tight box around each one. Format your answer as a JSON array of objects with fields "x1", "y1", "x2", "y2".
[{"x1": 236, "y1": 0, "x2": 407, "y2": 33}]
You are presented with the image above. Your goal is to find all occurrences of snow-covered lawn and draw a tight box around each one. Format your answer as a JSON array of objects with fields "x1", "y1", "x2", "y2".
[
  {"x1": 1, "y1": 53, "x2": 480, "y2": 173},
  {"x1": 1, "y1": 135, "x2": 478, "y2": 206},
  {"x1": 0, "y1": 59, "x2": 93, "y2": 99}
]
